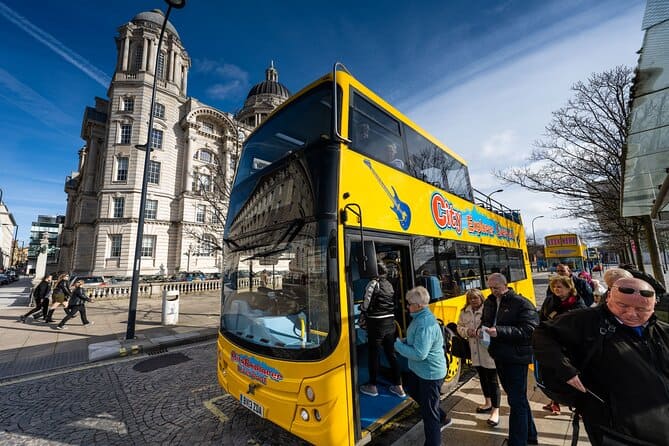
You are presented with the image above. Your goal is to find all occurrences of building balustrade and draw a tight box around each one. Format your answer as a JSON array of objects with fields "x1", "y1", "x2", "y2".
[{"x1": 84, "y1": 279, "x2": 221, "y2": 300}]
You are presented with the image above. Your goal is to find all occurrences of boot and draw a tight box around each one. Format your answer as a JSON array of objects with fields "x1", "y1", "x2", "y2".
[{"x1": 45, "y1": 309, "x2": 55, "y2": 323}]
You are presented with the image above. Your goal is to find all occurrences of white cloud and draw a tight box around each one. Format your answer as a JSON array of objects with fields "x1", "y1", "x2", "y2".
[
  {"x1": 194, "y1": 59, "x2": 249, "y2": 100},
  {"x1": 405, "y1": 5, "x2": 644, "y2": 240},
  {"x1": 0, "y1": 1, "x2": 110, "y2": 88}
]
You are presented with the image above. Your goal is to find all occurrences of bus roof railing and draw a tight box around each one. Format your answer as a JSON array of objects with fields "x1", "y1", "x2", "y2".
[{"x1": 473, "y1": 188, "x2": 523, "y2": 225}]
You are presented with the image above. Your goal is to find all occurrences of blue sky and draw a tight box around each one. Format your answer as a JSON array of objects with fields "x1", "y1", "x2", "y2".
[{"x1": 0, "y1": 0, "x2": 645, "y2": 244}]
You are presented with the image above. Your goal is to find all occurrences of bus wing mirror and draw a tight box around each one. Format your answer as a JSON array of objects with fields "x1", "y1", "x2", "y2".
[{"x1": 357, "y1": 241, "x2": 378, "y2": 278}]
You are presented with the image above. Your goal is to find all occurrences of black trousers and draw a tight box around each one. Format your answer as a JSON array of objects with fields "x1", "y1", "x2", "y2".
[
  {"x1": 476, "y1": 366, "x2": 501, "y2": 408},
  {"x1": 366, "y1": 316, "x2": 401, "y2": 385},
  {"x1": 58, "y1": 305, "x2": 89, "y2": 327},
  {"x1": 23, "y1": 297, "x2": 49, "y2": 319}
]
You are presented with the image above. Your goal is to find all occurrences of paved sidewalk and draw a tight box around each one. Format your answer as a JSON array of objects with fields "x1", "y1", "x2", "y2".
[
  {"x1": 0, "y1": 276, "x2": 219, "y2": 381},
  {"x1": 393, "y1": 371, "x2": 590, "y2": 446}
]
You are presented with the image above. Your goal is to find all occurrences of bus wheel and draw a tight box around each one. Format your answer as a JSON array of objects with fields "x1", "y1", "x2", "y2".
[{"x1": 440, "y1": 356, "x2": 461, "y2": 398}]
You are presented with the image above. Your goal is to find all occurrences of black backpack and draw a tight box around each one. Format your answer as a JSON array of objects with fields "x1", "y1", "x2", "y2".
[
  {"x1": 533, "y1": 316, "x2": 616, "y2": 407},
  {"x1": 437, "y1": 319, "x2": 453, "y2": 369}
]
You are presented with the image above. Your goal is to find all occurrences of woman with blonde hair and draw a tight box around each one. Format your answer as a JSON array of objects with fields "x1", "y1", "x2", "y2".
[
  {"x1": 457, "y1": 288, "x2": 500, "y2": 426},
  {"x1": 46, "y1": 273, "x2": 72, "y2": 323},
  {"x1": 538, "y1": 275, "x2": 586, "y2": 414}
]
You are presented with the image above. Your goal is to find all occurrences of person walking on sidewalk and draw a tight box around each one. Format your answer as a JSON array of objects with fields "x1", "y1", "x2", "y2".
[
  {"x1": 538, "y1": 275, "x2": 586, "y2": 415},
  {"x1": 457, "y1": 288, "x2": 501, "y2": 427},
  {"x1": 481, "y1": 273, "x2": 539, "y2": 446},
  {"x1": 395, "y1": 286, "x2": 451, "y2": 446},
  {"x1": 56, "y1": 279, "x2": 93, "y2": 329},
  {"x1": 19, "y1": 274, "x2": 52, "y2": 322},
  {"x1": 46, "y1": 273, "x2": 72, "y2": 323},
  {"x1": 359, "y1": 262, "x2": 405, "y2": 398}
]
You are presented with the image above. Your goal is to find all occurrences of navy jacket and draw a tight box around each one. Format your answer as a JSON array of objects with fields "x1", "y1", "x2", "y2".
[{"x1": 481, "y1": 288, "x2": 539, "y2": 365}]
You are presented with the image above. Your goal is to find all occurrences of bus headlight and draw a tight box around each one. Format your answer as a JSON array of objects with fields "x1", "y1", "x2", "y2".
[
  {"x1": 313, "y1": 409, "x2": 321, "y2": 422},
  {"x1": 305, "y1": 386, "x2": 315, "y2": 402},
  {"x1": 300, "y1": 408, "x2": 310, "y2": 421}
]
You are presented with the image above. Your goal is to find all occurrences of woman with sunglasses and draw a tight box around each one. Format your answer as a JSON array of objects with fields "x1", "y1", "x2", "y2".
[{"x1": 538, "y1": 275, "x2": 587, "y2": 415}]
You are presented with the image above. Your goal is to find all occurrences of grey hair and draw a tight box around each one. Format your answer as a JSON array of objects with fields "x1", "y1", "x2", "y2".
[
  {"x1": 487, "y1": 272, "x2": 508, "y2": 285},
  {"x1": 603, "y1": 268, "x2": 633, "y2": 288},
  {"x1": 406, "y1": 286, "x2": 430, "y2": 306}
]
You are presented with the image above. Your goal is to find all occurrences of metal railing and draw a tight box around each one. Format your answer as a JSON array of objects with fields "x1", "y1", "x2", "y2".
[
  {"x1": 472, "y1": 188, "x2": 523, "y2": 224},
  {"x1": 84, "y1": 279, "x2": 221, "y2": 300}
]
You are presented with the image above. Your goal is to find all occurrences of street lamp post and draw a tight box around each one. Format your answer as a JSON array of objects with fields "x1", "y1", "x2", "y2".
[
  {"x1": 486, "y1": 188, "x2": 503, "y2": 208},
  {"x1": 531, "y1": 215, "x2": 544, "y2": 271},
  {"x1": 126, "y1": 0, "x2": 186, "y2": 340}
]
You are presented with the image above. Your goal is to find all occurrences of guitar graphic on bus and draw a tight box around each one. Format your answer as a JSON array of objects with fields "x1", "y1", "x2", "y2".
[{"x1": 364, "y1": 159, "x2": 412, "y2": 230}]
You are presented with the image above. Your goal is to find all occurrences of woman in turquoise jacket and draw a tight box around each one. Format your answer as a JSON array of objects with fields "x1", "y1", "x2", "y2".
[{"x1": 395, "y1": 286, "x2": 451, "y2": 446}]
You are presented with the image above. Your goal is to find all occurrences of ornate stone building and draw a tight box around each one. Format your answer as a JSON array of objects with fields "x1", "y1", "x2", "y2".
[{"x1": 58, "y1": 9, "x2": 290, "y2": 277}]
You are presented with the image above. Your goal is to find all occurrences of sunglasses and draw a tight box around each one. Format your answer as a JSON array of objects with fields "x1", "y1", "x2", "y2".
[{"x1": 613, "y1": 286, "x2": 655, "y2": 298}]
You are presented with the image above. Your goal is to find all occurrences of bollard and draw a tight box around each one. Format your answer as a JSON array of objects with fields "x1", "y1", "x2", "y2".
[{"x1": 161, "y1": 289, "x2": 180, "y2": 325}]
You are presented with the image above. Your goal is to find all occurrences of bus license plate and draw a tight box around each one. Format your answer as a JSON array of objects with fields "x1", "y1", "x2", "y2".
[{"x1": 240, "y1": 394, "x2": 264, "y2": 417}]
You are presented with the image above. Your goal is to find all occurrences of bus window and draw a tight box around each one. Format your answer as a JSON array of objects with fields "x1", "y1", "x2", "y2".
[
  {"x1": 349, "y1": 92, "x2": 405, "y2": 170},
  {"x1": 234, "y1": 83, "x2": 333, "y2": 188},
  {"x1": 410, "y1": 237, "x2": 442, "y2": 301},
  {"x1": 404, "y1": 125, "x2": 473, "y2": 201},
  {"x1": 507, "y1": 249, "x2": 527, "y2": 282},
  {"x1": 452, "y1": 242, "x2": 482, "y2": 291}
]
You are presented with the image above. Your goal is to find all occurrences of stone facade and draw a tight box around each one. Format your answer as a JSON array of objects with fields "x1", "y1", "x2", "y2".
[{"x1": 58, "y1": 10, "x2": 289, "y2": 277}]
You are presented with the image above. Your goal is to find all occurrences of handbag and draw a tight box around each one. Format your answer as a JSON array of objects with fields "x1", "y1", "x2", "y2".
[{"x1": 450, "y1": 334, "x2": 471, "y2": 359}]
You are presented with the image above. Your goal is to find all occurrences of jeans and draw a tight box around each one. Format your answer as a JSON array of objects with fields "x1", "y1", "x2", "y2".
[
  {"x1": 404, "y1": 370, "x2": 445, "y2": 446},
  {"x1": 367, "y1": 316, "x2": 401, "y2": 385},
  {"x1": 496, "y1": 363, "x2": 537, "y2": 446},
  {"x1": 476, "y1": 366, "x2": 501, "y2": 408},
  {"x1": 58, "y1": 305, "x2": 89, "y2": 327}
]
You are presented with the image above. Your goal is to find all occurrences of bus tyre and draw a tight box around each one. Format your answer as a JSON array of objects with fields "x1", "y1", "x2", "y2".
[{"x1": 440, "y1": 357, "x2": 461, "y2": 399}]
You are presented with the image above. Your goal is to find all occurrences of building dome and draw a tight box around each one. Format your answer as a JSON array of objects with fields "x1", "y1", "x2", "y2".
[
  {"x1": 246, "y1": 62, "x2": 290, "y2": 99},
  {"x1": 132, "y1": 9, "x2": 180, "y2": 39}
]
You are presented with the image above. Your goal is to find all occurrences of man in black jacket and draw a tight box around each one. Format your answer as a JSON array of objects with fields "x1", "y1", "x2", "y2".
[
  {"x1": 359, "y1": 262, "x2": 404, "y2": 398},
  {"x1": 533, "y1": 277, "x2": 669, "y2": 446},
  {"x1": 19, "y1": 274, "x2": 52, "y2": 322},
  {"x1": 548, "y1": 263, "x2": 594, "y2": 306},
  {"x1": 481, "y1": 273, "x2": 539, "y2": 446}
]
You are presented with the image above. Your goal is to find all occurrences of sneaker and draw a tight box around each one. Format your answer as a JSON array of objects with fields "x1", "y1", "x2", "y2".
[
  {"x1": 440, "y1": 416, "x2": 453, "y2": 432},
  {"x1": 19, "y1": 316, "x2": 26, "y2": 323},
  {"x1": 56, "y1": 325, "x2": 66, "y2": 330},
  {"x1": 389, "y1": 385, "x2": 406, "y2": 398},
  {"x1": 83, "y1": 321, "x2": 94, "y2": 326},
  {"x1": 360, "y1": 384, "x2": 379, "y2": 397}
]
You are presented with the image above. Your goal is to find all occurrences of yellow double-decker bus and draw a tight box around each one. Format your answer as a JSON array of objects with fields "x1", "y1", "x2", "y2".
[
  {"x1": 217, "y1": 64, "x2": 535, "y2": 445},
  {"x1": 544, "y1": 233, "x2": 587, "y2": 272}
]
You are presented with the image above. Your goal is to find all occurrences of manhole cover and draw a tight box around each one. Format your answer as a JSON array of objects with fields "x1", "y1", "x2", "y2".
[{"x1": 133, "y1": 352, "x2": 192, "y2": 373}]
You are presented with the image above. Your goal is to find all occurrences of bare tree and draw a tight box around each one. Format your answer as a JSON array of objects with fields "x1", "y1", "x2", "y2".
[{"x1": 495, "y1": 66, "x2": 643, "y2": 260}]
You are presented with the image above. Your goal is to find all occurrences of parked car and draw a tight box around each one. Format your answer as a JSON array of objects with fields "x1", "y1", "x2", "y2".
[
  {"x1": 0, "y1": 274, "x2": 9, "y2": 285},
  {"x1": 70, "y1": 275, "x2": 108, "y2": 287},
  {"x1": 6, "y1": 270, "x2": 18, "y2": 281},
  {"x1": 172, "y1": 271, "x2": 206, "y2": 282}
]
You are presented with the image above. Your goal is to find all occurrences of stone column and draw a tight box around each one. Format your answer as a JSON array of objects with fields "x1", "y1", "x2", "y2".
[
  {"x1": 185, "y1": 135, "x2": 194, "y2": 192},
  {"x1": 122, "y1": 36, "x2": 130, "y2": 71},
  {"x1": 148, "y1": 39, "x2": 157, "y2": 74},
  {"x1": 141, "y1": 38, "x2": 148, "y2": 71},
  {"x1": 168, "y1": 49, "x2": 176, "y2": 82},
  {"x1": 182, "y1": 64, "x2": 188, "y2": 94}
]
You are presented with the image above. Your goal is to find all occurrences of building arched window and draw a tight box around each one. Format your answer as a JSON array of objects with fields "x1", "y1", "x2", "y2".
[
  {"x1": 156, "y1": 52, "x2": 166, "y2": 80},
  {"x1": 133, "y1": 44, "x2": 143, "y2": 72},
  {"x1": 198, "y1": 234, "x2": 217, "y2": 256}
]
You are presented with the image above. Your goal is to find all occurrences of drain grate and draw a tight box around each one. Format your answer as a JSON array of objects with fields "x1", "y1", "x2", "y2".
[
  {"x1": 146, "y1": 347, "x2": 168, "y2": 356},
  {"x1": 132, "y1": 352, "x2": 191, "y2": 373}
]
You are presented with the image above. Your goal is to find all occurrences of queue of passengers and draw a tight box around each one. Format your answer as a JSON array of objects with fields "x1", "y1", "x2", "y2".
[{"x1": 361, "y1": 262, "x2": 668, "y2": 446}]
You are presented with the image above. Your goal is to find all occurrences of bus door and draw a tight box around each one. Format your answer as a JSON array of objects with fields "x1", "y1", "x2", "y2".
[{"x1": 345, "y1": 234, "x2": 413, "y2": 440}]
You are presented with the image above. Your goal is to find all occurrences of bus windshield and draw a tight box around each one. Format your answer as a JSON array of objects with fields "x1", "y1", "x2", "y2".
[
  {"x1": 221, "y1": 221, "x2": 333, "y2": 359},
  {"x1": 233, "y1": 83, "x2": 333, "y2": 188}
]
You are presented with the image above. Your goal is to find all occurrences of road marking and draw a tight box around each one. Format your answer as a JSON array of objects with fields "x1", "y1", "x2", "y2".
[{"x1": 203, "y1": 395, "x2": 231, "y2": 423}]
